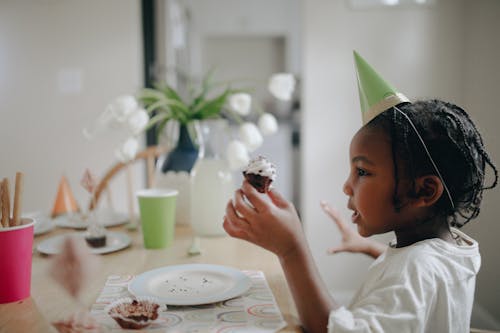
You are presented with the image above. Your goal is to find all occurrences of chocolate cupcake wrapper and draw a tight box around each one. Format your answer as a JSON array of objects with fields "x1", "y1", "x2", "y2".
[{"x1": 105, "y1": 296, "x2": 163, "y2": 329}]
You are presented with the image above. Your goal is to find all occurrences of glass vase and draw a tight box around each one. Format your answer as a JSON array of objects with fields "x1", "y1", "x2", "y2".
[
  {"x1": 190, "y1": 119, "x2": 235, "y2": 236},
  {"x1": 159, "y1": 122, "x2": 199, "y2": 173},
  {"x1": 154, "y1": 121, "x2": 199, "y2": 225}
]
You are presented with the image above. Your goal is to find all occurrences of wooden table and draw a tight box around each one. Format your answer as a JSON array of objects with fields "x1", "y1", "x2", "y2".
[{"x1": 0, "y1": 224, "x2": 301, "y2": 332}]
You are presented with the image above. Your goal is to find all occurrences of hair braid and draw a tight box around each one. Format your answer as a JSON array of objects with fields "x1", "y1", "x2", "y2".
[
  {"x1": 436, "y1": 109, "x2": 478, "y2": 194},
  {"x1": 450, "y1": 104, "x2": 498, "y2": 190},
  {"x1": 437, "y1": 102, "x2": 498, "y2": 226}
]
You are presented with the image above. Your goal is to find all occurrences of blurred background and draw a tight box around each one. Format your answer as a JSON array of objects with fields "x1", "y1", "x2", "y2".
[{"x1": 1, "y1": 0, "x2": 499, "y2": 329}]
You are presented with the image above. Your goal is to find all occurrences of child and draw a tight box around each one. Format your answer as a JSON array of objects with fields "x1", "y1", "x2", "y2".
[{"x1": 223, "y1": 52, "x2": 498, "y2": 333}]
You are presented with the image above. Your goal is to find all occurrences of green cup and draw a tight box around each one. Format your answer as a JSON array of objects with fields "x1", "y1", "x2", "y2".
[{"x1": 136, "y1": 189, "x2": 179, "y2": 249}]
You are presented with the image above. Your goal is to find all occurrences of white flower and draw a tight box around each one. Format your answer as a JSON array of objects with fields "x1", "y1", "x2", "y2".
[
  {"x1": 239, "y1": 122, "x2": 263, "y2": 152},
  {"x1": 228, "y1": 93, "x2": 252, "y2": 116},
  {"x1": 115, "y1": 137, "x2": 139, "y2": 162},
  {"x1": 268, "y1": 73, "x2": 296, "y2": 101},
  {"x1": 105, "y1": 95, "x2": 139, "y2": 127},
  {"x1": 127, "y1": 108, "x2": 149, "y2": 135},
  {"x1": 258, "y1": 113, "x2": 278, "y2": 136},
  {"x1": 226, "y1": 140, "x2": 250, "y2": 170}
]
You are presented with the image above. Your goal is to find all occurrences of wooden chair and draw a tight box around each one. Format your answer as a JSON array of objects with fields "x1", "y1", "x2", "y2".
[{"x1": 88, "y1": 145, "x2": 168, "y2": 211}]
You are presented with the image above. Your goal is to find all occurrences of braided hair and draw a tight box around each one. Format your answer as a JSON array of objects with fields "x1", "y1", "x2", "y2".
[{"x1": 367, "y1": 99, "x2": 498, "y2": 227}]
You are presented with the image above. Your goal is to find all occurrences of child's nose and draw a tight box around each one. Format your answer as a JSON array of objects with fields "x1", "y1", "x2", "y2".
[{"x1": 343, "y1": 178, "x2": 353, "y2": 196}]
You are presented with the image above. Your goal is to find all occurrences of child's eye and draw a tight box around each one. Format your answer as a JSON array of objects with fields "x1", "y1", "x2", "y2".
[{"x1": 356, "y1": 168, "x2": 369, "y2": 176}]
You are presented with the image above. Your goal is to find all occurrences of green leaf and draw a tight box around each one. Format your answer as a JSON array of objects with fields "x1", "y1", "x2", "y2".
[
  {"x1": 153, "y1": 83, "x2": 185, "y2": 103},
  {"x1": 145, "y1": 99, "x2": 189, "y2": 114},
  {"x1": 138, "y1": 88, "x2": 167, "y2": 102},
  {"x1": 156, "y1": 117, "x2": 171, "y2": 141},
  {"x1": 221, "y1": 107, "x2": 244, "y2": 125},
  {"x1": 144, "y1": 100, "x2": 169, "y2": 113},
  {"x1": 191, "y1": 69, "x2": 216, "y2": 109},
  {"x1": 202, "y1": 68, "x2": 216, "y2": 90},
  {"x1": 145, "y1": 113, "x2": 169, "y2": 131},
  {"x1": 192, "y1": 89, "x2": 231, "y2": 119}
]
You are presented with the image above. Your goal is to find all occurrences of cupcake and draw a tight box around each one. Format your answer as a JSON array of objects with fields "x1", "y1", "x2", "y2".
[
  {"x1": 243, "y1": 156, "x2": 277, "y2": 193},
  {"x1": 84, "y1": 223, "x2": 107, "y2": 248},
  {"x1": 107, "y1": 297, "x2": 160, "y2": 330}
]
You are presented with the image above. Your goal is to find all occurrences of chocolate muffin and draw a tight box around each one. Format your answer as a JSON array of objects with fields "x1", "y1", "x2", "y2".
[
  {"x1": 242, "y1": 156, "x2": 277, "y2": 193},
  {"x1": 108, "y1": 298, "x2": 160, "y2": 329},
  {"x1": 84, "y1": 224, "x2": 107, "y2": 248}
]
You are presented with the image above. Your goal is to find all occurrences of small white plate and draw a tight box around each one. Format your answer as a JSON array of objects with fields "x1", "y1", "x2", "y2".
[
  {"x1": 24, "y1": 212, "x2": 55, "y2": 236},
  {"x1": 54, "y1": 210, "x2": 129, "y2": 229},
  {"x1": 129, "y1": 264, "x2": 252, "y2": 306},
  {"x1": 36, "y1": 231, "x2": 131, "y2": 255}
]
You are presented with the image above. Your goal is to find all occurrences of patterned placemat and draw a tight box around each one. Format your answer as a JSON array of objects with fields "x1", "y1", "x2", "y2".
[{"x1": 90, "y1": 271, "x2": 286, "y2": 332}]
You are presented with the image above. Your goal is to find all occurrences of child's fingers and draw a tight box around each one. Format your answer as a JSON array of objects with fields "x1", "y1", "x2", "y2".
[
  {"x1": 225, "y1": 200, "x2": 249, "y2": 228},
  {"x1": 268, "y1": 188, "x2": 289, "y2": 209},
  {"x1": 320, "y1": 201, "x2": 348, "y2": 233},
  {"x1": 326, "y1": 245, "x2": 347, "y2": 255},
  {"x1": 223, "y1": 216, "x2": 250, "y2": 240},
  {"x1": 233, "y1": 189, "x2": 257, "y2": 219},
  {"x1": 241, "y1": 180, "x2": 268, "y2": 212},
  {"x1": 224, "y1": 201, "x2": 251, "y2": 238}
]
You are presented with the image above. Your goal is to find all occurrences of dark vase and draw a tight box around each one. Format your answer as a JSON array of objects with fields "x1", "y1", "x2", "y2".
[{"x1": 160, "y1": 123, "x2": 199, "y2": 173}]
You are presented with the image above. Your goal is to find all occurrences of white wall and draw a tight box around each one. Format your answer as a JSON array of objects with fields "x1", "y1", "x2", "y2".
[
  {"x1": 302, "y1": 0, "x2": 499, "y2": 328},
  {"x1": 0, "y1": 0, "x2": 143, "y2": 214},
  {"x1": 182, "y1": 0, "x2": 301, "y2": 77},
  {"x1": 157, "y1": 0, "x2": 301, "y2": 202},
  {"x1": 462, "y1": 0, "x2": 500, "y2": 326}
]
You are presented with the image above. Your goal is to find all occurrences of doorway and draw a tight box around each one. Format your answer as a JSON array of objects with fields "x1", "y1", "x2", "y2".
[{"x1": 147, "y1": 0, "x2": 301, "y2": 209}]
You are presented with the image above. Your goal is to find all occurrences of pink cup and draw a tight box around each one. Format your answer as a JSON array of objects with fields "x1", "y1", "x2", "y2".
[{"x1": 0, "y1": 218, "x2": 35, "y2": 304}]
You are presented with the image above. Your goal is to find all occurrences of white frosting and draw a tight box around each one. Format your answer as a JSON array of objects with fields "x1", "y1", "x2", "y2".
[
  {"x1": 244, "y1": 156, "x2": 277, "y2": 181},
  {"x1": 86, "y1": 223, "x2": 106, "y2": 237}
]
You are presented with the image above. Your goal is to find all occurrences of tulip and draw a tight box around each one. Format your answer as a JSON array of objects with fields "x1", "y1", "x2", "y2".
[
  {"x1": 239, "y1": 122, "x2": 263, "y2": 152},
  {"x1": 105, "y1": 95, "x2": 138, "y2": 127},
  {"x1": 115, "y1": 137, "x2": 139, "y2": 162},
  {"x1": 226, "y1": 140, "x2": 250, "y2": 170},
  {"x1": 268, "y1": 73, "x2": 296, "y2": 101},
  {"x1": 228, "y1": 93, "x2": 252, "y2": 116},
  {"x1": 127, "y1": 108, "x2": 149, "y2": 135},
  {"x1": 258, "y1": 113, "x2": 278, "y2": 135}
]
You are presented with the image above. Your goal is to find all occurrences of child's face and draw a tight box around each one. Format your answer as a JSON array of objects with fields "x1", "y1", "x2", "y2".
[{"x1": 343, "y1": 126, "x2": 409, "y2": 237}]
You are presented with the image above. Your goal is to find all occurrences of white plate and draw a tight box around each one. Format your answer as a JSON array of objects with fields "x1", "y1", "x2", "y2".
[
  {"x1": 36, "y1": 231, "x2": 131, "y2": 255},
  {"x1": 129, "y1": 264, "x2": 252, "y2": 306},
  {"x1": 25, "y1": 212, "x2": 55, "y2": 236},
  {"x1": 54, "y1": 210, "x2": 129, "y2": 229}
]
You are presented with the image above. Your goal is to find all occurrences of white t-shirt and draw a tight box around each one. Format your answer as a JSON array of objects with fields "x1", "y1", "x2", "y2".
[{"x1": 328, "y1": 229, "x2": 480, "y2": 333}]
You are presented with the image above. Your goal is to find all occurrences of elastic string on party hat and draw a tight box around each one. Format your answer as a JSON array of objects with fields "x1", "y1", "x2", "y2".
[{"x1": 394, "y1": 106, "x2": 455, "y2": 209}]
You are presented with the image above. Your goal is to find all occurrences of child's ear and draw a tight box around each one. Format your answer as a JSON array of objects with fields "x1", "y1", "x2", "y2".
[{"x1": 413, "y1": 175, "x2": 444, "y2": 207}]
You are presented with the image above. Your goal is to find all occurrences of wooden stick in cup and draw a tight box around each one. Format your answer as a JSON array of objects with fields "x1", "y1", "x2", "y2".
[
  {"x1": 12, "y1": 172, "x2": 24, "y2": 227},
  {"x1": 1, "y1": 178, "x2": 11, "y2": 227},
  {"x1": 0, "y1": 181, "x2": 4, "y2": 228}
]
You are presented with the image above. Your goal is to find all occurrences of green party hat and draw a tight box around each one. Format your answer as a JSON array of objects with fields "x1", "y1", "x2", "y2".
[{"x1": 354, "y1": 51, "x2": 409, "y2": 124}]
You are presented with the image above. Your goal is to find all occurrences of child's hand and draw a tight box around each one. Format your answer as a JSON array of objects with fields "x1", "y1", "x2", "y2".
[
  {"x1": 224, "y1": 180, "x2": 305, "y2": 260},
  {"x1": 320, "y1": 201, "x2": 387, "y2": 258},
  {"x1": 320, "y1": 201, "x2": 369, "y2": 255}
]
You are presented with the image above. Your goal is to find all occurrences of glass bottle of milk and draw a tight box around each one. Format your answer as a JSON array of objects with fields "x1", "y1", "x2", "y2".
[{"x1": 190, "y1": 119, "x2": 234, "y2": 236}]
